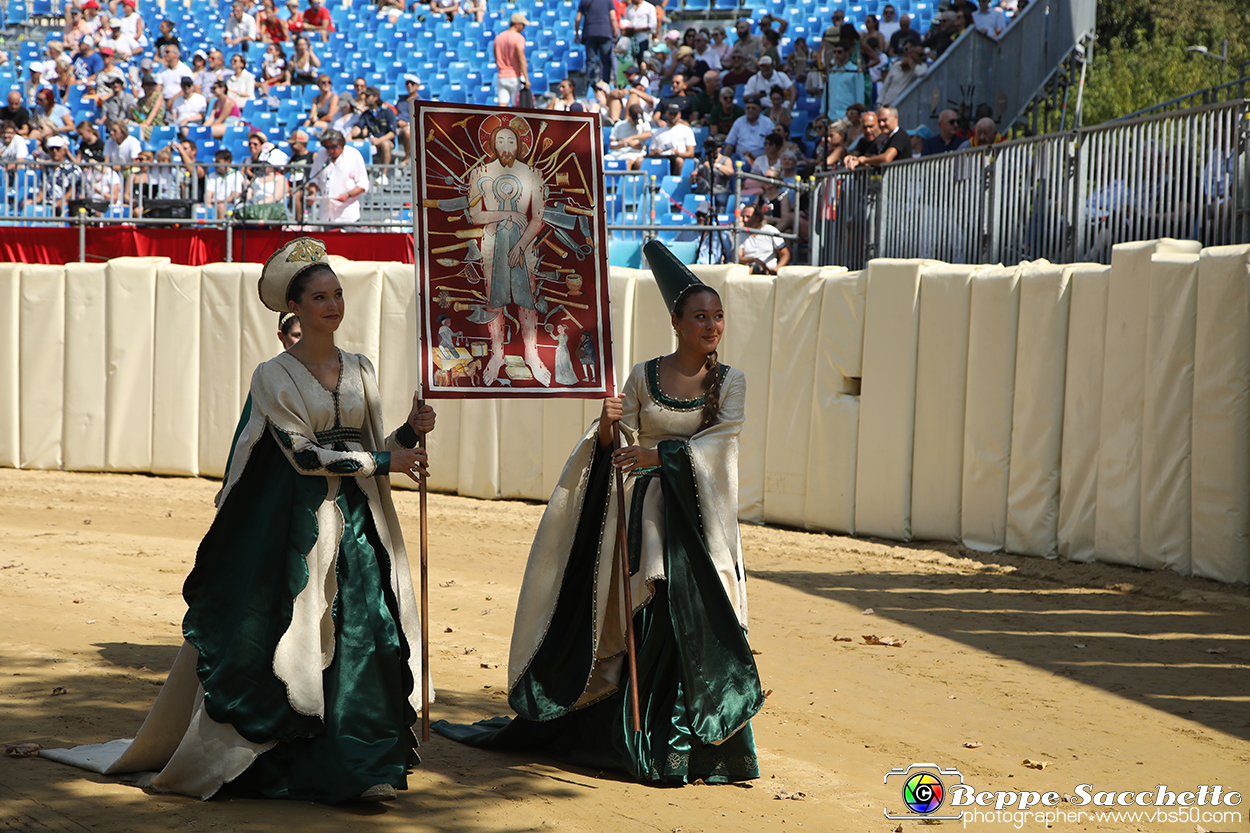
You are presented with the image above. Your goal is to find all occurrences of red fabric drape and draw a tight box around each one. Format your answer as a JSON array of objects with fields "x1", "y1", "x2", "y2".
[{"x1": 0, "y1": 228, "x2": 415, "y2": 265}]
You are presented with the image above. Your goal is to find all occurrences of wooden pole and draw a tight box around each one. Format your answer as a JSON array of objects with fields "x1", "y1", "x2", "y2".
[
  {"x1": 611, "y1": 422, "x2": 642, "y2": 733},
  {"x1": 418, "y1": 399, "x2": 430, "y2": 742}
]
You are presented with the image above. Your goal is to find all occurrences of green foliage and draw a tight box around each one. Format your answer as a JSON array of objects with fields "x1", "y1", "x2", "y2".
[{"x1": 1080, "y1": 0, "x2": 1250, "y2": 124}]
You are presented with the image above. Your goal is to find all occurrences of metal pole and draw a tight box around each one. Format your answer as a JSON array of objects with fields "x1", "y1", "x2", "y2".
[
  {"x1": 225, "y1": 210, "x2": 233, "y2": 262},
  {"x1": 77, "y1": 207, "x2": 86, "y2": 263},
  {"x1": 1073, "y1": 36, "x2": 1092, "y2": 130}
]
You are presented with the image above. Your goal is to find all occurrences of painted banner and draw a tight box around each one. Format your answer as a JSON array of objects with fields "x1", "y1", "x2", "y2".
[{"x1": 411, "y1": 101, "x2": 614, "y2": 398}]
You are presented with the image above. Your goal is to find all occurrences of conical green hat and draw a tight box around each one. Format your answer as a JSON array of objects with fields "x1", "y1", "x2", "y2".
[{"x1": 643, "y1": 241, "x2": 706, "y2": 313}]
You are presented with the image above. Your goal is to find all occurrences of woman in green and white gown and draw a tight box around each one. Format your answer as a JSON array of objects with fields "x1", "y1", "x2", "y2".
[
  {"x1": 434, "y1": 243, "x2": 764, "y2": 784},
  {"x1": 42, "y1": 238, "x2": 435, "y2": 804}
]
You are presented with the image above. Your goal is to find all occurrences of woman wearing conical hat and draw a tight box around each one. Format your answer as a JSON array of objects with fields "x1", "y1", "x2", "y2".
[
  {"x1": 42, "y1": 239, "x2": 437, "y2": 804},
  {"x1": 434, "y1": 242, "x2": 763, "y2": 784}
]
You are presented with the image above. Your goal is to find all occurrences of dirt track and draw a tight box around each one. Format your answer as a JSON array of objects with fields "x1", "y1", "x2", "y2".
[{"x1": 1, "y1": 468, "x2": 1247, "y2": 832}]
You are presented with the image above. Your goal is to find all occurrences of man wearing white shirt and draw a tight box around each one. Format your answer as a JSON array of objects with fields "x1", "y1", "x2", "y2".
[
  {"x1": 99, "y1": 21, "x2": 139, "y2": 61},
  {"x1": 170, "y1": 77, "x2": 208, "y2": 125},
  {"x1": 691, "y1": 31, "x2": 721, "y2": 70},
  {"x1": 971, "y1": 0, "x2": 1008, "y2": 39},
  {"x1": 304, "y1": 128, "x2": 368, "y2": 223},
  {"x1": 877, "y1": 4, "x2": 901, "y2": 46},
  {"x1": 619, "y1": 0, "x2": 657, "y2": 65},
  {"x1": 156, "y1": 45, "x2": 194, "y2": 103},
  {"x1": 0, "y1": 120, "x2": 28, "y2": 173},
  {"x1": 205, "y1": 148, "x2": 246, "y2": 219},
  {"x1": 103, "y1": 120, "x2": 142, "y2": 167},
  {"x1": 647, "y1": 103, "x2": 695, "y2": 175},
  {"x1": 743, "y1": 55, "x2": 795, "y2": 105},
  {"x1": 224, "y1": 3, "x2": 259, "y2": 52}
]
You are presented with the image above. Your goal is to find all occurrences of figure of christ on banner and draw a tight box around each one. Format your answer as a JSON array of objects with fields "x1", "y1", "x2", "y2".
[{"x1": 412, "y1": 101, "x2": 614, "y2": 398}]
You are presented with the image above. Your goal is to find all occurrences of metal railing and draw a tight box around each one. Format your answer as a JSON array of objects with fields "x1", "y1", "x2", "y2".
[{"x1": 812, "y1": 100, "x2": 1249, "y2": 269}]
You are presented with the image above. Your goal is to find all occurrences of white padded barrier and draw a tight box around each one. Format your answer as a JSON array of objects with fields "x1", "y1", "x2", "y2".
[
  {"x1": 152, "y1": 264, "x2": 202, "y2": 477},
  {"x1": 62, "y1": 262, "x2": 109, "y2": 472},
  {"x1": 804, "y1": 269, "x2": 862, "y2": 534},
  {"x1": 197, "y1": 264, "x2": 246, "y2": 479},
  {"x1": 960, "y1": 264, "x2": 1021, "y2": 553},
  {"x1": 1095, "y1": 239, "x2": 1202, "y2": 567},
  {"x1": 764, "y1": 266, "x2": 832, "y2": 527},
  {"x1": 1140, "y1": 253, "x2": 1199, "y2": 574},
  {"x1": 499, "y1": 398, "x2": 546, "y2": 500},
  {"x1": 19, "y1": 264, "x2": 65, "y2": 470},
  {"x1": 1005, "y1": 262, "x2": 1072, "y2": 558},
  {"x1": 855, "y1": 259, "x2": 926, "y2": 540},
  {"x1": 0, "y1": 264, "x2": 19, "y2": 468},
  {"x1": 911, "y1": 264, "x2": 977, "y2": 542},
  {"x1": 1057, "y1": 265, "x2": 1111, "y2": 562},
  {"x1": 104, "y1": 258, "x2": 160, "y2": 473},
  {"x1": 1191, "y1": 246, "x2": 1250, "y2": 584}
]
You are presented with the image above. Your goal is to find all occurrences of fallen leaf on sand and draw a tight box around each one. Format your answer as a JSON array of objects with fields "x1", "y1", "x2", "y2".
[
  {"x1": 1205, "y1": 647, "x2": 1228, "y2": 654},
  {"x1": 774, "y1": 790, "x2": 806, "y2": 800},
  {"x1": 444, "y1": 627, "x2": 453, "y2": 633},
  {"x1": 72, "y1": 599, "x2": 83, "y2": 604},
  {"x1": 5, "y1": 743, "x2": 41, "y2": 757},
  {"x1": 833, "y1": 635, "x2": 853, "y2": 642},
  {"x1": 82, "y1": 519, "x2": 91, "y2": 525},
  {"x1": 463, "y1": 647, "x2": 477, "y2": 654},
  {"x1": 763, "y1": 689, "x2": 774, "y2": 698},
  {"x1": 893, "y1": 825, "x2": 904, "y2": 833},
  {"x1": 51, "y1": 686, "x2": 67, "y2": 696},
  {"x1": 1022, "y1": 759, "x2": 1050, "y2": 769},
  {"x1": 480, "y1": 662, "x2": 497, "y2": 669},
  {"x1": 862, "y1": 635, "x2": 906, "y2": 647},
  {"x1": 751, "y1": 649, "x2": 763, "y2": 655},
  {"x1": 861, "y1": 608, "x2": 874, "y2": 615},
  {"x1": 438, "y1": 580, "x2": 456, "y2": 587},
  {"x1": 963, "y1": 742, "x2": 983, "y2": 749}
]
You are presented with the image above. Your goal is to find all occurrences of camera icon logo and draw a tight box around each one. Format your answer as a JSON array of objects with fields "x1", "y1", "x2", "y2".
[{"x1": 884, "y1": 763, "x2": 966, "y2": 821}]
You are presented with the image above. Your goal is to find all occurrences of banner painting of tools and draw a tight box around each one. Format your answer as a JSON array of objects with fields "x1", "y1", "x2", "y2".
[{"x1": 411, "y1": 100, "x2": 614, "y2": 399}]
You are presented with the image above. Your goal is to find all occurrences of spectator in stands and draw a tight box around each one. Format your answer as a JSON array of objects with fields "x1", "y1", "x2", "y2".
[
  {"x1": 304, "y1": 128, "x2": 368, "y2": 223},
  {"x1": 286, "y1": 127, "x2": 314, "y2": 221},
  {"x1": 691, "y1": 30, "x2": 721, "y2": 71},
  {"x1": 300, "y1": 0, "x2": 335, "y2": 41},
  {"x1": 760, "y1": 30, "x2": 782, "y2": 68},
  {"x1": 116, "y1": 1, "x2": 146, "y2": 50},
  {"x1": 129, "y1": 75, "x2": 166, "y2": 141},
  {"x1": 922, "y1": 109, "x2": 963, "y2": 155},
  {"x1": 957, "y1": 117, "x2": 1001, "y2": 149},
  {"x1": 97, "y1": 75, "x2": 133, "y2": 125},
  {"x1": 304, "y1": 73, "x2": 339, "y2": 130},
  {"x1": 289, "y1": 35, "x2": 320, "y2": 86},
  {"x1": 104, "y1": 119, "x2": 141, "y2": 167},
  {"x1": 605, "y1": 103, "x2": 651, "y2": 170},
  {"x1": 257, "y1": 0, "x2": 289, "y2": 43},
  {"x1": 730, "y1": 18, "x2": 761, "y2": 71},
  {"x1": 205, "y1": 148, "x2": 244, "y2": 219},
  {"x1": 204, "y1": 80, "x2": 242, "y2": 138},
  {"x1": 62, "y1": 8, "x2": 90, "y2": 54},
  {"x1": 547, "y1": 78, "x2": 583, "y2": 112},
  {"x1": 73, "y1": 119, "x2": 105, "y2": 165},
  {"x1": 818, "y1": 10, "x2": 845, "y2": 68},
  {"x1": 225, "y1": 52, "x2": 257, "y2": 102},
  {"x1": 204, "y1": 49, "x2": 228, "y2": 88},
  {"x1": 878, "y1": 43, "x2": 927, "y2": 107},
  {"x1": 72, "y1": 41, "x2": 104, "y2": 86},
  {"x1": 50, "y1": 57, "x2": 76, "y2": 102},
  {"x1": 749, "y1": 131, "x2": 784, "y2": 179},
  {"x1": 493, "y1": 12, "x2": 529, "y2": 107},
  {"x1": 758, "y1": 167, "x2": 795, "y2": 235},
  {"x1": 174, "y1": 137, "x2": 207, "y2": 199},
  {"x1": 394, "y1": 74, "x2": 420, "y2": 157},
  {"x1": 923, "y1": 12, "x2": 960, "y2": 58},
  {"x1": 737, "y1": 201, "x2": 788, "y2": 274},
  {"x1": 354, "y1": 86, "x2": 396, "y2": 173},
  {"x1": 846, "y1": 108, "x2": 879, "y2": 155},
  {"x1": 461, "y1": 0, "x2": 486, "y2": 23},
  {"x1": 94, "y1": 48, "x2": 125, "y2": 97},
  {"x1": 656, "y1": 71, "x2": 694, "y2": 123},
  {"x1": 690, "y1": 135, "x2": 733, "y2": 209},
  {"x1": 240, "y1": 143, "x2": 289, "y2": 222},
  {"x1": 430, "y1": 0, "x2": 462, "y2": 22},
  {"x1": 245, "y1": 130, "x2": 290, "y2": 172},
  {"x1": 100, "y1": 20, "x2": 139, "y2": 62},
  {"x1": 261, "y1": 42, "x2": 290, "y2": 90},
  {"x1": 821, "y1": 40, "x2": 862, "y2": 121},
  {"x1": 787, "y1": 36, "x2": 810, "y2": 84},
  {"x1": 40, "y1": 135, "x2": 81, "y2": 215},
  {"x1": 765, "y1": 86, "x2": 790, "y2": 133},
  {"x1": 972, "y1": 0, "x2": 1008, "y2": 39},
  {"x1": 706, "y1": 86, "x2": 742, "y2": 140},
  {"x1": 82, "y1": 158, "x2": 121, "y2": 209},
  {"x1": 157, "y1": 45, "x2": 193, "y2": 104},
  {"x1": 716, "y1": 52, "x2": 747, "y2": 89},
  {"x1": 574, "y1": 0, "x2": 618, "y2": 89},
  {"x1": 170, "y1": 76, "x2": 207, "y2": 126},
  {"x1": 189, "y1": 50, "x2": 214, "y2": 95},
  {"x1": 0, "y1": 120, "x2": 28, "y2": 173},
  {"x1": 224, "y1": 3, "x2": 259, "y2": 53},
  {"x1": 690, "y1": 70, "x2": 720, "y2": 124},
  {"x1": 877, "y1": 5, "x2": 901, "y2": 46},
  {"x1": 889, "y1": 15, "x2": 922, "y2": 56},
  {"x1": 620, "y1": 0, "x2": 657, "y2": 67},
  {"x1": 0, "y1": 91, "x2": 31, "y2": 137},
  {"x1": 743, "y1": 55, "x2": 794, "y2": 105},
  {"x1": 79, "y1": 0, "x2": 104, "y2": 41},
  {"x1": 814, "y1": 118, "x2": 848, "y2": 169},
  {"x1": 723, "y1": 94, "x2": 773, "y2": 165},
  {"x1": 283, "y1": 0, "x2": 305, "y2": 35},
  {"x1": 333, "y1": 76, "x2": 369, "y2": 135},
  {"x1": 31, "y1": 88, "x2": 75, "y2": 141},
  {"x1": 708, "y1": 26, "x2": 731, "y2": 63},
  {"x1": 648, "y1": 102, "x2": 695, "y2": 174},
  {"x1": 153, "y1": 19, "x2": 181, "y2": 60},
  {"x1": 661, "y1": 45, "x2": 695, "y2": 82},
  {"x1": 845, "y1": 104, "x2": 910, "y2": 168}
]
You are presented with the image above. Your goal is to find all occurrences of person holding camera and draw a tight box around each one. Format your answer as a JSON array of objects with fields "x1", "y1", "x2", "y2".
[{"x1": 691, "y1": 135, "x2": 733, "y2": 210}]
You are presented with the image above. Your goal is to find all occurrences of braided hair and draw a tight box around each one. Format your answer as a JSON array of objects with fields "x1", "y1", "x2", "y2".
[{"x1": 673, "y1": 286, "x2": 723, "y2": 428}]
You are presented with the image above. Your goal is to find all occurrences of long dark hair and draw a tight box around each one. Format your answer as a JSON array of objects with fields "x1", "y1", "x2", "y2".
[{"x1": 673, "y1": 286, "x2": 723, "y2": 428}]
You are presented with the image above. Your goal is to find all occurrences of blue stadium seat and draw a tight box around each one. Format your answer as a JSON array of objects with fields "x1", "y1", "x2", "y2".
[
  {"x1": 608, "y1": 239, "x2": 643, "y2": 267},
  {"x1": 666, "y1": 240, "x2": 699, "y2": 265},
  {"x1": 639, "y1": 157, "x2": 670, "y2": 182},
  {"x1": 349, "y1": 140, "x2": 373, "y2": 163},
  {"x1": 148, "y1": 125, "x2": 177, "y2": 149}
]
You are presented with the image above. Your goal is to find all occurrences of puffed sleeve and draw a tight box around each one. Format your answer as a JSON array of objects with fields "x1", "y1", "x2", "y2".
[
  {"x1": 356, "y1": 353, "x2": 421, "y2": 452},
  {"x1": 250, "y1": 358, "x2": 391, "y2": 477}
]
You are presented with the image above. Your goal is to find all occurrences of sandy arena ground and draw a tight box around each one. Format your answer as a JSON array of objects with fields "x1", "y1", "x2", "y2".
[{"x1": 0, "y1": 467, "x2": 1247, "y2": 833}]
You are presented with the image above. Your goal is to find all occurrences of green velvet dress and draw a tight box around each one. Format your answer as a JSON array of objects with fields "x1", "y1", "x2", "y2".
[{"x1": 434, "y1": 359, "x2": 762, "y2": 784}]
